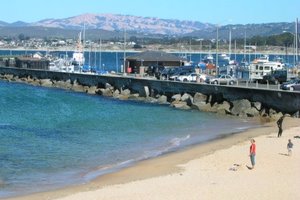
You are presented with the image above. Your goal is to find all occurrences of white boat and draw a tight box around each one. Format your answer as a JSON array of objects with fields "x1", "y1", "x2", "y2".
[
  {"x1": 203, "y1": 54, "x2": 214, "y2": 64},
  {"x1": 72, "y1": 31, "x2": 85, "y2": 72},
  {"x1": 48, "y1": 32, "x2": 85, "y2": 73},
  {"x1": 248, "y1": 55, "x2": 285, "y2": 81},
  {"x1": 219, "y1": 53, "x2": 230, "y2": 61}
]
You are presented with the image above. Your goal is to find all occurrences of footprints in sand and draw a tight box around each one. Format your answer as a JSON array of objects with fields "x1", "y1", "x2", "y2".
[{"x1": 229, "y1": 163, "x2": 241, "y2": 171}]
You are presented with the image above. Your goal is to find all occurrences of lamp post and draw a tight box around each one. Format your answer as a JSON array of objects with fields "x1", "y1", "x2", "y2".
[
  {"x1": 123, "y1": 28, "x2": 126, "y2": 74},
  {"x1": 216, "y1": 25, "x2": 219, "y2": 75}
]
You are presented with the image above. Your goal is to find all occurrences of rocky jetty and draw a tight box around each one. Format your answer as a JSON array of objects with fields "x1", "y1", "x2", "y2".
[{"x1": 0, "y1": 73, "x2": 286, "y2": 121}]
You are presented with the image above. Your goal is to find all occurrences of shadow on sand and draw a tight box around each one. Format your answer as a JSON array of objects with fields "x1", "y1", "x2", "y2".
[
  {"x1": 279, "y1": 153, "x2": 289, "y2": 156},
  {"x1": 246, "y1": 165, "x2": 253, "y2": 170},
  {"x1": 266, "y1": 135, "x2": 279, "y2": 139}
]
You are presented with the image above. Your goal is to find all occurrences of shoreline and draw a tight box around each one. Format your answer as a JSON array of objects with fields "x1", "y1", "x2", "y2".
[
  {"x1": 4, "y1": 116, "x2": 300, "y2": 200},
  {"x1": 0, "y1": 47, "x2": 293, "y2": 56}
]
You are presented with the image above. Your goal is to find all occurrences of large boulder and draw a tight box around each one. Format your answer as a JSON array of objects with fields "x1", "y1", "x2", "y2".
[
  {"x1": 4, "y1": 74, "x2": 13, "y2": 81},
  {"x1": 121, "y1": 89, "x2": 131, "y2": 96},
  {"x1": 113, "y1": 89, "x2": 120, "y2": 98},
  {"x1": 54, "y1": 80, "x2": 72, "y2": 89},
  {"x1": 144, "y1": 86, "x2": 150, "y2": 97},
  {"x1": 145, "y1": 97, "x2": 158, "y2": 103},
  {"x1": 86, "y1": 86, "x2": 97, "y2": 94},
  {"x1": 270, "y1": 111, "x2": 283, "y2": 121},
  {"x1": 128, "y1": 93, "x2": 141, "y2": 100},
  {"x1": 98, "y1": 88, "x2": 113, "y2": 97},
  {"x1": 252, "y1": 102, "x2": 262, "y2": 111},
  {"x1": 192, "y1": 102, "x2": 216, "y2": 113},
  {"x1": 245, "y1": 107, "x2": 260, "y2": 117},
  {"x1": 231, "y1": 99, "x2": 252, "y2": 116},
  {"x1": 157, "y1": 95, "x2": 168, "y2": 104},
  {"x1": 216, "y1": 101, "x2": 231, "y2": 115},
  {"x1": 105, "y1": 83, "x2": 114, "y2": 90},
  {"x1": 171, "y1": 94, "x2": 181, "y2": 101},
  {"x1": 171, "y1": 101, "x2": 191, "y2": 110},
  {"x1": 193, "y1": 93, "x2": 207, "y2": 104},
  {"x1": 40, "y1": 79, "x2": 53, "y2": 87},
  {"x1": 181, "y1": 93, "x2": 193, "y2": 106}
]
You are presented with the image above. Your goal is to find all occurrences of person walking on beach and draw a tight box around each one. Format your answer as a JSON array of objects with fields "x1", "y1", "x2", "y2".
[
  {"x1": 277, "y1": 115, "x2": 285, "y2": 137},
  {"x1": 249, "y1": 139, "x2": 256, "y2": 169},
  {"x1": 287, "y1": 139, "x2": 293, "y2": 156}
]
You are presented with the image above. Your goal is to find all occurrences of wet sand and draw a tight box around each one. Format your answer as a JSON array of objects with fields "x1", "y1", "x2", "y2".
[{"x1": 5, "y1": 117, "x2": 300, "y2": 200}]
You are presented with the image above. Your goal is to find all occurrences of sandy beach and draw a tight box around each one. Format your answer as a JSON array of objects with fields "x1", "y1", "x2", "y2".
[{"x1": 5, "y1": 117, "x2": 300, "y2": 200}]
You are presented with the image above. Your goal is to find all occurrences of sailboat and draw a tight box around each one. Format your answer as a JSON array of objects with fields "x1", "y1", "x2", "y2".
[{"x1": 72, "y1": 31, "x2": 85, "y2": 72}]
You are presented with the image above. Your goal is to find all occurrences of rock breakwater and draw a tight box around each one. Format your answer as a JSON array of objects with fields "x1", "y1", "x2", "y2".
[{"x1": 0, "y1": 73, "x2": 287, "y2": 122}]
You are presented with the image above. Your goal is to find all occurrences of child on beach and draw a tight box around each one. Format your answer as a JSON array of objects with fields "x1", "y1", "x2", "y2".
[
  {"x1": 249, "y1": 139, "x2": 256, "y2": 169},
  {"x1": 287, "y1": 139, "x2": 293, "y2": 156}
]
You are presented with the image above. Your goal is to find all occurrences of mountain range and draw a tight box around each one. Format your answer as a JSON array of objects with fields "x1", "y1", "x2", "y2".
[{"x1": 0, "y1": 13, "x2": 297, "y2": 39}]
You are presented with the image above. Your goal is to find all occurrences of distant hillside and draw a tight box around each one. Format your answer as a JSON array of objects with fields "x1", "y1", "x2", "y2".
[
  {"x1": 0, "y1": 26, "x2": 123, "y2": 40},
  {"x1": 0, "y1": 13, "x2": 297, "y2": 40},
  {"x1": 30, "y1": 13, "x2": 214, "y2": 35},
  {"x1": 185, "y1": 22, "x2": 295, "y2": 39},
  {"x1": 0, "y1": 21, "x2": 9, "y2": 26}
]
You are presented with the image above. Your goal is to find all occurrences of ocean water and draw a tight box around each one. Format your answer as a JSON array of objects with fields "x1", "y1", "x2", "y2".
[{"x1": 0, "y1": 80, "x2": 261, "y2": 198}]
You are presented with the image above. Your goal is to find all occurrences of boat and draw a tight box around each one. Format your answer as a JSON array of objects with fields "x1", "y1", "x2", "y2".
[
  {"x1": 202, "y1": 54, "x2": 214, "y2": 64},
  {"x1": 72, "y1": 31, "x2": 85, "y2": 72},
  {"x1": 248, "y1": 55, "x2": 285, "y2": 81},
  {"x1": 47, "y1": 31, "x2": 85, "y2": 73}
]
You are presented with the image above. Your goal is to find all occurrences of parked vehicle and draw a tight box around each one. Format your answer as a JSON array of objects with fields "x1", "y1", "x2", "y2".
[
  {"x1": 177, "y1": 73, "x2": 198, "y2": 82},
  {"x1": 260, "y1": 69, "x2": 288, "y2": 84},
  {"x1": 206, "y1": 74, "x2": 237, "y2": 85},
  {"x1": 280, "y1": 79, "x2": 300, "y2": 90},
  {"x1": 169, "y1": 71, "x2": 189, "y2": 81},
  {"x1": 159, "y1": 66, "x2": 195, "y2": 80},
  {"x1": 159, "y1": 67, "x2": 180, "y2": 80}
]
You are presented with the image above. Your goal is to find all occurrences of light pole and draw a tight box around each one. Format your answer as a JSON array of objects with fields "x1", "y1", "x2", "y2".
[
  {"x1": 123, "y1": 28, "x2": 127, "y2": 74},
  {"x1": 216, "y1": 25, "x2": 219, "y2": 75}
]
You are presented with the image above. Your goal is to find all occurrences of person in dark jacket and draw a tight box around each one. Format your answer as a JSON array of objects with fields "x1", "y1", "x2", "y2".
[{"x1": 277, "y1": 115, "x2": 285, "y2": 137}]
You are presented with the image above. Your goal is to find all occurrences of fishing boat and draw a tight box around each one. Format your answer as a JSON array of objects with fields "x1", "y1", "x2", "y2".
[
  {"x1": 72, "y1": 31, "x2": 85, "y2": 72},
  {"x1": 248, "y1": 55, "x2": 285, "y2": 81}
]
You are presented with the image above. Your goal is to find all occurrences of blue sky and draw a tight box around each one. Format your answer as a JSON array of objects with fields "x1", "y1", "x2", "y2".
[{"x1": 1, "y1": 0, "x2": 299, "y2": 24}]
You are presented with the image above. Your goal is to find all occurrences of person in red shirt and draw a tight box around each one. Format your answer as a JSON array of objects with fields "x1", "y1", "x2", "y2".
[{"x1": 249, "y1": 139, "x2": 256, "y2": 169}]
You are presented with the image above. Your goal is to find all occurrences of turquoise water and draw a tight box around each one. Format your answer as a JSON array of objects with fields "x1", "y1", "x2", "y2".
[{"x1": 0, "y1": 80, "x2": 259, "y2": 198}]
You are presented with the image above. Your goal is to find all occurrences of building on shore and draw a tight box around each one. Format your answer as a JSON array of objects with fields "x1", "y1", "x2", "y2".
[
  {"x1": 125, "y1": 51, "x2": 186, "y2": 75},
  {"x1": 15, "y1": 57, "x2": 49, "y2": 70},
  {"x1": 0, "y1": 55, "x2": 50, "y2": 70}
]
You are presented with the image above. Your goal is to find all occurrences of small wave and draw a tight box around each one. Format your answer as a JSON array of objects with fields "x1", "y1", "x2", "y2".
[
  {"x1": 235, "y1": 126, "x2": 251, "y2": 130},
  {"x1": 83, "y1": 135, "x2": 192, "y2": 181},
  {"x1": 83, "y1": 159, "x2": 136, "y2": 181},
  {"x1": 139, "y1": 134, "x2": 191, "y2": 160},
  {"x1": 169, "y1": 134, "x2": 191, "y2": 148},
  {"x1": 235, "y1": 124, "x2": 263, "y2": 130}
]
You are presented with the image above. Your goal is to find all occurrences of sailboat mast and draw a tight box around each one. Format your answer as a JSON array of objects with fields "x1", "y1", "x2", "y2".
[
  {"x1": 244, "y1": 30, "x2": 246, "y2": 61},
  {"x1": 229, "y1": 28, "x2": 232, "y2": 58},
  {"x1": 83, "y1": 23, "x2": 86, "y2": 49},
  {"x1": 234, "y1": 40, "x2": 237, "y2": 61},
  {"x1": 98, "y1": 38, "x2": 102, "y2": 70},
  {"x1": 123, "y1": 28, "x2": 126, "y2": 73},
  {"x1": 296, "y1": 18, "x2": 299, "y2": 65}
]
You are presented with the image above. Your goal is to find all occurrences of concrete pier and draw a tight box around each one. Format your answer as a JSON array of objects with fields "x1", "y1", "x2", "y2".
[{"x1": 1, "y1": 66, "x2": 299, "y2": 115}]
